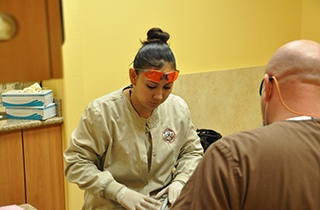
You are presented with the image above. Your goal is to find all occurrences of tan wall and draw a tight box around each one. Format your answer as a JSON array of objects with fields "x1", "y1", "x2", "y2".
[{"x1": 173, "y1": 66, "x2": 265, "y2": 136}]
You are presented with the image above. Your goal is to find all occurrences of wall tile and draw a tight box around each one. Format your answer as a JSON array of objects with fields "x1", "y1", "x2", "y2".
[{"x1": 173, "y1": 66, "x2": 265, "y2": 136}]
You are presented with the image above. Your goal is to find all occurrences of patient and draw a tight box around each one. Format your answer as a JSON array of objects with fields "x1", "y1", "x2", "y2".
[{"x1": 171, "y1": 39, "x2": 320, "y2": 210}]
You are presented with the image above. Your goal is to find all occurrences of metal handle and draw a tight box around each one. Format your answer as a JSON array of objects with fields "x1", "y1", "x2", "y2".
[{"x1": 0, "y1": 12, "x2": 17, "y2": 41}]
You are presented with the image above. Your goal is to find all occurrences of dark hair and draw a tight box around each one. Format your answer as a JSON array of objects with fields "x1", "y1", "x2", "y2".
[{"x1": 133, "y1": 27, "x2": 177, "y2": 71}]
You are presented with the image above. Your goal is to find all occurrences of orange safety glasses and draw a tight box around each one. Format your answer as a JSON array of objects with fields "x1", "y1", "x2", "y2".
[{"x1": 135, "y1": 69, "x2": 179, "y2": 83}]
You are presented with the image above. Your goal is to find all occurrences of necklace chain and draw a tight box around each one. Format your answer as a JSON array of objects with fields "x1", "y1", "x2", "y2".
[{"x1": 129, "y1": 89, "x2": 140, "y2": 116}]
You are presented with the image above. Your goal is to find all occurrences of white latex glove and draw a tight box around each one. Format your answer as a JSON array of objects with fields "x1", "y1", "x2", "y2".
[
  {"x1": 154, "y1": 181, "x2": 184, "y2": 205},
  {"x1": 116, "y1": 187, "x2": 161, "y2": 210}
]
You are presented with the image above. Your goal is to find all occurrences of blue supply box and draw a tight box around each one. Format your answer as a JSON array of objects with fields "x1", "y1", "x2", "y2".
[
  {"x1": 5, "y1": 103, "x2": 56, "y2": 120},
  {"x1": 2, "y1": 89, "x2": 53, "y2": 107},
  {"x1": 1, "y1": 90, "x2": 56, "y2": 120}
]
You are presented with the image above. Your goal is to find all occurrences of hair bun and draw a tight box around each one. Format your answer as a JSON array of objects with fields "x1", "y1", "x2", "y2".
[{"x1": 145, "y1": 27, "x2": 170, "y2": 44}]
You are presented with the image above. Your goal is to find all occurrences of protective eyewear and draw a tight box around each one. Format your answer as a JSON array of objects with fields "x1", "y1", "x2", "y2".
[{"x1": 135, "y1": 69, "x2": 179, "y2": 83}]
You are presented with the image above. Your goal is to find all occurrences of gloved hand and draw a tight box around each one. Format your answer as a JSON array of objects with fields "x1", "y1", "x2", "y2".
[
  {"x1": 154, "y1": 181, "x2": 184, "y2": 205},
  {"x1": 116, "y1": 187, "x2": 161, "y2": 210}
]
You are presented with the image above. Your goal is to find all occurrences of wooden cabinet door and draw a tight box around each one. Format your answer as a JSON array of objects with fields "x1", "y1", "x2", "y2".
[
  {"x1": 23, "y1": 125, "x2": 65, "y2": 210},
  {"x1": 47, "y1": 0, "x2": 64, "y2": 79},
  {"x1": 0, "y1": 131, "x2": 25, "y2": 206},
  {"x1": 0, "y1": 0, "x2": 63, "y2": 83}
]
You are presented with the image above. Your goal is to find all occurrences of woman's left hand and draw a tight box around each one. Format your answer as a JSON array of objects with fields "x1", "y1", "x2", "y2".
[{"x1": 154, "y1": 181, "x2": 184, "y2": 205}]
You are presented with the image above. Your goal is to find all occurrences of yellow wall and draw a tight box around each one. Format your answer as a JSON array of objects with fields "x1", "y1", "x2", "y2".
[
  {"x1": 301, "y1": 0, "x2": 320, "y2": 41},
  {"x1": 41, "y1": 0, "x2": 320, "y2": 209}
]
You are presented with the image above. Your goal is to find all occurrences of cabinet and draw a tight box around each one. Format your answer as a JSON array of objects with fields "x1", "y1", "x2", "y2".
[
  {"x1": 0, "y1": 131, "x2": 25, "y2": 204},
  {"x1": 0, "y1": 0, "x2": 63, "y2": 83},
  {"x1": 0, "y1": 124, "x2": 65, "y2": 210}
]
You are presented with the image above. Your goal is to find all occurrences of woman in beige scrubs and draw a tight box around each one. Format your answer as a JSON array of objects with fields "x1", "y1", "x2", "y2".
[{"x1": 64, "y1": 27, "x2": 203, "y2": 210}]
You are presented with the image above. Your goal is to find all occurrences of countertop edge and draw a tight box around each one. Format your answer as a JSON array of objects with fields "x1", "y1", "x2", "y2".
[{"x1": 0, "y1": 116, "x2": 63, "y2": 133}]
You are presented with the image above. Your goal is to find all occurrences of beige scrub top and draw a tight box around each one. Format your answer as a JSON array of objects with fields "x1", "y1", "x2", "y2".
[{"x1": 64, "y1": 87, "x2": 204, "y2": 210}]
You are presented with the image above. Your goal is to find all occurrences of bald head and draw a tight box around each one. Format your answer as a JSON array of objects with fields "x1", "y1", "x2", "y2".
[
  {"x1": 266, "y1": 40, "x2": 320, "y2": 84},
  {"x1": 261, "y1": 40, "x2": 320, "y2": 123}
]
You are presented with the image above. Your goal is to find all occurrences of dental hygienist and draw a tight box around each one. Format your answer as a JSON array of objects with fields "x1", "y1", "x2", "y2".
[{"x1": 64, "y1": 27, "x2": 203, "y2": 210}]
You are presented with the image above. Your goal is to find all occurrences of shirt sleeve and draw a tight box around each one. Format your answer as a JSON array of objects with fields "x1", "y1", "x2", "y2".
[
  {"x1": 172, "y1": 140, "x2": 241, "y2": 210},
  {"x1": 64, "y1": 103, "x2": 124, "y2": 201},
  {"x1": 172, "y1": 99, "x2": 204, "y2": 184}
]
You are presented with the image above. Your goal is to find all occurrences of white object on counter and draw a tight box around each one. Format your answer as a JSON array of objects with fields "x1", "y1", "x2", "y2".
[
  {"x1": 22, "y1": 82, "x2": 42, "y2": 93},
  {"x1": 0, "y1": 205, "x2": 23, "y2": 210}
]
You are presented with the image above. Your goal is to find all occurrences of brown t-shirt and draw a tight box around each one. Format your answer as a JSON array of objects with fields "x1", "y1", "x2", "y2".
[{"x1": 172, "y1": 119, "x2": 320, "y2": 210}]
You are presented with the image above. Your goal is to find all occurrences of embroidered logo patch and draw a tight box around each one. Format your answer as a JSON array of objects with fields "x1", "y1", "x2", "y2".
[{"x1": 162, "y1": 128, "x2": 176, "y2": 143}]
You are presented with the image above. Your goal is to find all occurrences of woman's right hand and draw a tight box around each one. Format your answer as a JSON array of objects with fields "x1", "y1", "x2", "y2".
[{"x1": 117, "y1": 187, "x2": 161, "y2": 210}]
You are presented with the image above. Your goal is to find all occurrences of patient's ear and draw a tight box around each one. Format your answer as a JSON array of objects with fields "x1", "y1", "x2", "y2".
[{"x1": 264, "y1": 74, "x2": 272, "y2": 102}]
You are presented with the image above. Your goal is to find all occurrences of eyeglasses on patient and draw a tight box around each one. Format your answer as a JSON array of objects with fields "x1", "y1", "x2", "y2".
[
  {"x1": 135, "y1": 68, "x2": 179, "y2": 83},
  {"x1": 259, "y1": 76, "x2": 274, "y2": 95}
]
